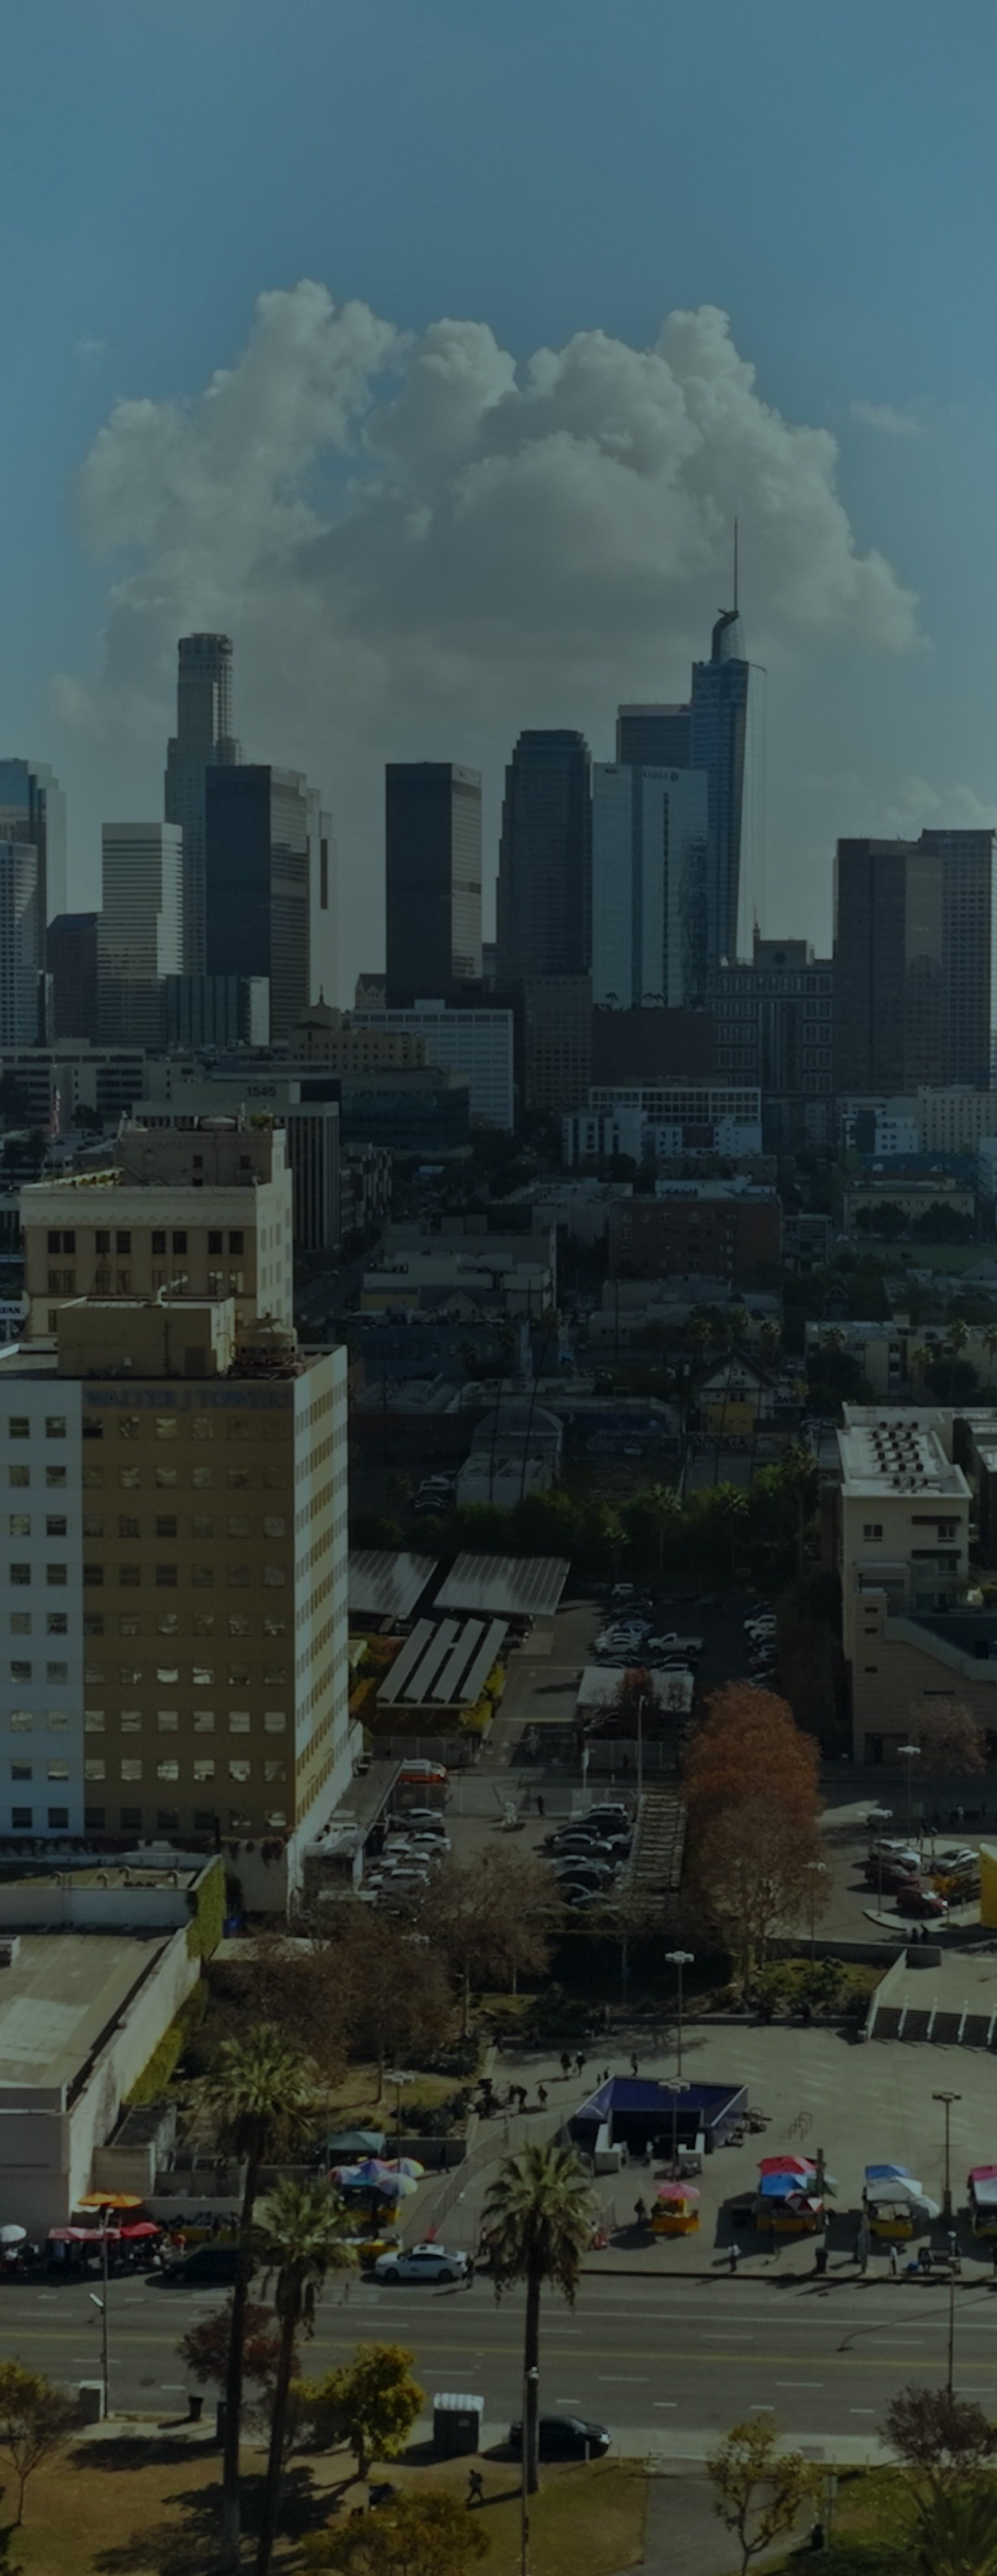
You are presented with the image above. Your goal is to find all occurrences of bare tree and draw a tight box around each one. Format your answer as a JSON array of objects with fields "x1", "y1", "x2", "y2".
[
  {"x1": 695, "y1": 1795, "x2": 826, "y2": 1992},
  {"x1": 883, "y1": 2385, "x2": 997, "y2": 2497},
  {"x1": 418, "y1": 1849, "x2": 556, "y2": 2035},
  {"x1": 909, "y1": 1703, "x2": 986, "y2": 1780}
]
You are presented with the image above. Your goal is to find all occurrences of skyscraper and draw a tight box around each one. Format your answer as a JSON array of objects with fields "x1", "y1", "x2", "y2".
[
  {"x1": 205, "y1": 766, "x2": 310, "y2": 1042},
  {"x1": 496, "y1": 731, "x2": 591, "y2": 986},
  {"x1": 835, "y1": 830, "x2": 997, "y2": 1095},
  {"x1": 690, "y1": 607, "x2": 753, "y2": 974},
  {"x1": 97, "y1": 823, "x2": 183, "y2": 1046},
  {"x1": 0, "y1": 842, "x2": 42, "y2": 1046},
  {"x1": 0, "y1": 760, "x2": 67, "y2": 929},
  {"x1": 615, "y1": 706, "x2": 692, "y2": 768},
  {"x1": 384, "y1": 764, "x2": 482, "y2": 1005},
  {"x1": 308, "y1": 792, "x2": 337, "y2": 1003},
  {"x1": 591, "y1": 763, "x2": 708, "y2": 1008},
  {"x1": 164, "y1": 634, "x2": 240, "y2": 973}
]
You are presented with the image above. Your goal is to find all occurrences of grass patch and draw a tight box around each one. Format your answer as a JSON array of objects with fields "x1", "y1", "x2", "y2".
[{"x1": 10, "y1": 2436, "x2": 646, "y2": 2576}]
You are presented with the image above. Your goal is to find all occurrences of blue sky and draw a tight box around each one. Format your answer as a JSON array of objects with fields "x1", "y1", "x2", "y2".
[{"x1": 3, "y1": 0, "x2": 996, "y2": 992}]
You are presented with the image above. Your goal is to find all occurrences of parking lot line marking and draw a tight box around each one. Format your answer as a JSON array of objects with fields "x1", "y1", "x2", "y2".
[
  {"x1": 653, "y1": 2402, "x2": 678, "y2": 2409},
  {"x1": 554, "y1": 2398, "x2": 582, "y2": 2405},
  {"x1": 777, "y1": 2382, "x2": 822, "y2": 2389}
]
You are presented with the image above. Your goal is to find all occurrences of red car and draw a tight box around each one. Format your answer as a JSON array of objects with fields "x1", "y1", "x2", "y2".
[
  {"x1": 864, "y1": 1857, "x2": 920, "y2": 1893},
  {"x1": 894, "y1": 1884, "x2": 946, "y2": 1919}
]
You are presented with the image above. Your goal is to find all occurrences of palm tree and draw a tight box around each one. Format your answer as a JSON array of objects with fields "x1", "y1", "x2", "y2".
[
  {"x1": 911, "y1": 1341, "x2": 933, "y2": 1395},
  {"x1": 200, "y1": 2025, "x2": 321, "y2": 2571},
  {"x1": 946, "y1": 1314, "x2": 970, "y2": 1399},
  {"x1": 255, "y1": 2179, "x2": 357, "y2": 2576},
  {"x1": 482, "y1": 2143, "x2": 596, "y2": 2497},
  {"x1": 913, "y1": 2480, "x2": 997, "y2": 2575}
]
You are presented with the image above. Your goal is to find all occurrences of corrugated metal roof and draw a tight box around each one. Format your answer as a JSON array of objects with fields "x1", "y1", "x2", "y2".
[
  {"x1": 434, "y1": 1554, "x2": 569, "y2": 1617},
  {"x1": 348, "y1": 1551, "x2": 438, "y2": 1621}
]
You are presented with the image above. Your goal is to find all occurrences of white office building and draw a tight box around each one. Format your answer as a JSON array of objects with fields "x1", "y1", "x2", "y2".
[
  {"x1": 591, "y1": 764, "x2": 708, "y2": 1009},
  {"x1": 98, "y1": 824, "x2": 183, "y2": 1048},
  {"x1": 352, "y1": 1000, "x2": 514, "y2": 1129}
]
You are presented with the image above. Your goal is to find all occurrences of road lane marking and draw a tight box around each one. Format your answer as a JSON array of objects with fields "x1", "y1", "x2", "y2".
[
  {"x1": 653, "y1": 2402, "x2": 677, "y2": 2410},
  {"x1": 599, "y1": 2375, "x2": 647, "y2": 2383},
  {"x1": 850, "y1": 2409, "x2": 875, "y2": 2415},
  {"x1": 777, "y1": 2382, "x2": 822, "y2": 2390}
]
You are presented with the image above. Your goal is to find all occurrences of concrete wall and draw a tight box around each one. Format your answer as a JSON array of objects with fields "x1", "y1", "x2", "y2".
[
  {"x1": 848, "y1": 1593, "x2": 997, "y2": 1760},
  {"x1": 0, "y1": 1881, "x2": 192, "y2": 1933}
]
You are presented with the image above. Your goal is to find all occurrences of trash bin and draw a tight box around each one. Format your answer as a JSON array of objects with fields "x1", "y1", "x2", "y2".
[
  {"x1": 77, "y1": 2381, "x2": 105, "y2": 2425},
  {"x1": 814, "y1": 2245, "x2": 828, "y2": 2276},
  {"x1": 188, "y1": 2393, "x2": 203, "y2": 2423},
  {"x1": 433, "y1": 2393, "x2": 484, "y2": 2457}
]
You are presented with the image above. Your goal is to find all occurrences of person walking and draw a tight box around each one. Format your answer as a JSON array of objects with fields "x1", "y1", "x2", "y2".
[
  {"x1": 560, "y1": 2050, "x2": 572, "y2": 2080},
  {"x1": 467, "y1": 2469, "x2": 485, "y2": 2508},
  {"x1": 536, "y1": 1793, "x2": 545, "y2": 1817},
  {"x1": 576, "y1": 2050, "x2": 587, "y2": 2078},
  {"x1": 630, "y1": 2053, "x2": 639, "y2": 2078},
  {"x1": 537, "y1": 2085, "x2": 548, "y2": 2111},
  {"x1": 634, "y1": 2196, "x2": 648, "y2": 2228},
  {"x1": 729, "y1": 2241, "x2": 740, "y2": 2273}
]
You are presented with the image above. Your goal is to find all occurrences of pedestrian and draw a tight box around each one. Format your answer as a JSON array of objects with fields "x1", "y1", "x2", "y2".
[
  {"x1": 630, "y1": 2053, "x2": 639, "y2": 2078},
  {"x1": 634, "y1": 2196, "x2": 648, "y2": 2228},
  {"x1": 888, "y1": 2245, "x2": 898, "y2": 2278},
  {"x1": 576, "y1": 2050, "x2": 587, "y2": 2077},
  {"x1": 560, "y1": 2050, "x2": 572, "y2": 2080},
  {"x1": 463, "y1": 2254, "x2": 475, "y2": 2289},
  {"x1": 538, "y1": 2085, "x2": 548, "y2": 2110},
  {"x1": 536, "y1": 1793, "x2": 545, "y2": 1817},
  {"x1": 518, "y1": 2085, "x2": 528, "y2": 2112},
  {"x1": 467, "y1": 2469, "x2": 485, "y2": 2508},
  {"x1": 729, "y1": 2241, "x2": 740, "y2": 2273}
]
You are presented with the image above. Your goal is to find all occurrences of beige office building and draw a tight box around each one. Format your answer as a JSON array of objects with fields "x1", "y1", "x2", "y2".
[
  {"x1": 21, "y1": 1121, "x2": 293, "y2": 1343},
  {"x1": 0, "y1": 1300, "x2": 354, "y2": 1909}
]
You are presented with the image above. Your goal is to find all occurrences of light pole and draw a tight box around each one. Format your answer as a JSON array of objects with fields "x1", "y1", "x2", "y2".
[
  {"x1": 89, "y1": 2228, "x2": 110, "y2": 2417},
  {"x1": 933, "y1": 2089, "x2": 961, "y2": 2222},
  {"x1": 874, "y1": 1808, "x2": 892, "y2": 1918},
  {"x1": 899, "y1": 1742, "x2": 920, "y2": 1840},
  {"x1": 805, "y1": 1861, "x2": 827, "y2": 1963},
  {"x1": 666, "y1": 2077, "x2": 691, "y2": 2178},
  {"x1": 385, "y1": 2069, "x2": 416, "y2": 2161},
  {"x1": 666, "y1": 1950, "x2": 693, "y2": 2076},
  {"x1": 521, "y1": 2361, "x2": 538, "y2": 2574}
]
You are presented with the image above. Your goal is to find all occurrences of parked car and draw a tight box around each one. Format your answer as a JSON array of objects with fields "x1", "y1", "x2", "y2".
[
  {"x1": 396, "y1": 1760, "x2": 448, "y2": 1787},
  {"x1": 863, "y1": 1857, "x2": 921, "y2": 1894},
  {"x1": 162, "y1": 2245, "x2": 242, "y2": 2287},
  {"x1": 373, "y1": 2243, "x2": 469, "y2": 2285},
  {"x1": 395, "y1": 1809, "x2": 448, "y2": 1833},
  {"x1": 552, "y1": 1859, "x2": 614, "y2": 1885},
  {"x1": 870, "y1": 1840, "x2": 920, "y2": 1872},
  {"x1": 508, "y1": 2414, "x2": 611, "y2": 2462},
  {"x1": 894, "y1": 1885, "x2": 947, "y2": 1919}
]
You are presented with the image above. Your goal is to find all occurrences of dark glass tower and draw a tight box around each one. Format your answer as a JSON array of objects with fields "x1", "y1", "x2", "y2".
[
  {"x1": 164, "y1": 634, "x2": 240, "y2": 974},
  {"x1": 205, "y1": 766, "x2": 310, "y2": 1042},
  {"x1": 496, "y1": 730, "x2": 592, "y2": 985},
  {"x1": 834, "y1": 831, "x2": 997, "y2": 1094},
  {"x1": 690, "y1": 608, "x2": 751, "y2": 977},
  {"x1": 384, "y1": 764, "x2": 482, "y2": 1005}
]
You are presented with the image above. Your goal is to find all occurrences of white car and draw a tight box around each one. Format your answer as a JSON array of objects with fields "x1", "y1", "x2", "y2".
[{"x1": 374, "y1": 2242, "x2": 469, "y2": 2285}]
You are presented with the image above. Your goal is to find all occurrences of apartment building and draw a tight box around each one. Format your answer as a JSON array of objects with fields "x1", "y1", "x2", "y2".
[
  {"x1": 607, "y1": 1179, "x2": 781, "y2": 1282},
  {"x1": 0, "y1": 1300, "x2": 353, "y2": 1907},
  {"x1": 836, "y1": 1406, "x2": 990, "y2": 1760},
  {"x1": 21, "y1": 1120, "x2": 293, "y2": 1341}
]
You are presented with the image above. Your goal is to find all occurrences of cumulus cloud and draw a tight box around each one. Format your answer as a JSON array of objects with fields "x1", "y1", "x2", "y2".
[
  {"x1": 55, "y1": 281, "x2": 920, "y2": 992},
  {"x1": 850, "y1": 398, "x2": 926, "y2": 439}
]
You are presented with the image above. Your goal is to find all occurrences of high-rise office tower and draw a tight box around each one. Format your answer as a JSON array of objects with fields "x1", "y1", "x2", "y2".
[
  {"x1": 97, "y1": 824, "x2": 183, "y2": 1047},
  {"x1": 0, "y1": 761, "x2": 67, "y2": 930},
  {"x1": 0, "y1": 842, "x2": 42, "y2": 1046},
  {"x1": 690, "y1": 606, "x2": 753, "y2": 975},
  {"x1": 164, "y1": 634, "x2": 240, "y2": 974},
  {"x1": 384, "y1": 763, "x2": 482, "y2": 1005},
  {"x1": 835, "y1": 829, "x2": 997, "y2": 1094},
  {"x1": 205, "y1": 766, "x2": 310, "y2": 1042},
  {"x1": 496, "y1": 732, "x2": 591, "y2": 986},
  {"x1": 592, "y1": 762, "x2": 709, "y2": 1009},
  {"x1": 308, "y1": 791, "x2": 337, "y2": 1003},
  {"x1": 615, "y1": 706, "x2": 692, "y2": 769},
  {"x1": 47, "y1": 914, "x2": 99, "y2": 1041}
]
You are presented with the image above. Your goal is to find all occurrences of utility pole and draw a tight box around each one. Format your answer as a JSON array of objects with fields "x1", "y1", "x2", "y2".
[
  {"x1": 666, "y1": 1950, "x2": 693, "y2": 2076},
  {"x1": 933, "y1": 2089, "x2": 961, "y2": 2222}
]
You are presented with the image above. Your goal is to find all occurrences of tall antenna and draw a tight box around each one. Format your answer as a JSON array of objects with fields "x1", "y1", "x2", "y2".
[{"x1": 733, "y1": 513, "x2": 739, "y2": 614}]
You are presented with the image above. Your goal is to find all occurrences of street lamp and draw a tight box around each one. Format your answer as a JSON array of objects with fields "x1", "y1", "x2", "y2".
[
  {"x1": 873, "y1": 1809, "x2": 892, "y2": 1918},
  {"x1": 385, "y1": 2069, "x2": 416, "y2": 2162},
  {"x1": 898, "y1": 1742, "x2": 921, "y2": 1839},
  {"x1": 666, "y1": 1950, "x2": 693, "y2": 2077},
  {"x1": 805, "y1": 1861, "x2": 827, "y2": 1963},
  {"x1": 933, "y1": 2089, "x2": 961, "y2": 2222},
  {"x1": 664, "y1": 2076, "x2": 691, "y2": 2178}
]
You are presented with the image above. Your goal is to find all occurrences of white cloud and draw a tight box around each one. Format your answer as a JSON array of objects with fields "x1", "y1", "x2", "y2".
[
  {"x1": 850, "y1": 398, "x2": 926, "y2": 439},
  {"x1": 55, "y1": 281, "x2": 920, "y2": 994},
  {"x1": 74, "y1": 335, "x2": 108, "y2": 364}
]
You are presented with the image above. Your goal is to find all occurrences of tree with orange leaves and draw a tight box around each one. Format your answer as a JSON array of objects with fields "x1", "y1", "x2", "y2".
[
  {"x1": 684, "y1": 1684, "x2": 820, "y2": 1829},
  {"x1": 684, "y1": 1685, "x2": 823, "y2": 1992}
]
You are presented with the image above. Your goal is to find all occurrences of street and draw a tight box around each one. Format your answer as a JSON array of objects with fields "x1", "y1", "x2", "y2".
[{"x1": 7, "y1": 2269, "x2": 997, "y2": 2453}]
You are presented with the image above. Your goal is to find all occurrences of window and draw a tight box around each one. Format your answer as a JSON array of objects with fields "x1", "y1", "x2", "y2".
[
  {"x1": 47, "y1": 1761, "x2": 69, "y2": 1782},
  {"x1": 229, "y1": 1666, "x2": 250, "y2": 1686},
  {"x1": 229, "y1": 1710, "x2": 250, "y2": 1732},
  {"x1": 193, "y1": 1710, "x2": 215, "y2": 1732},
  {"x1": 120, "y1": 1712, "x2": 140, "y2": 1732},
  {"x1": 263, "y1": 1616, "x2": 286, "y2": 1638},
  {"x1": 229, "y1": 1231, "x2": 244, "y2": 1255},
  {"x1": 46, "y1": 1515, "x2": 68, "y2": 1540},
  {"x1": 96, "y1": 1231, "x2": 110, "y2": 1254},
  {"x1": 192, "y1": 1517, "x2": 213, "y2": 1539},
  {"x1": 45, "y1": 1417, "x2": 66, "y2": 1440},
  {"x1": 227, "y1": 1517, "x2": 250, "y2": 1538},
  {"x1": 192, "y1": 1565, "x2": 214, "y2": 1588},
  {"x1": 862, "y1": 1523, "x2": 883, "y2": 1541},
  {"x1": 47, "y1": 1231, "x2": 59, "y2": 1254},
  {"x1": 262, "y1": 1469, "x2": 284, "y2": 1493},
  {"x1": 11, "y1": 1809, "x2": 31, "y2": 1829},
  {"x1": 156, "y1": 1612, "x2": 179, "y2": 1634},
  {"x1": 192, "y1": 1419, "x2": 213, "y2": 1442},
  {"x1": 8, "y1": 1614, "x2": 29, "y2": 1636},
  {"x1": 157, "y1": 1759, "x2": 179, "y2": 1782},
  {"x1": 155, "y1": 1418, "x2": 177, "y2": 1442},
  {"x1": 155, "y1": 1467, "x2": 177, "y2": 1490},
  {"x1": 193, "y1": 1615, "x2": 216, "y2": 1636},
  {"x1": 263, "y1": 1567, "x2": 285, "y2": 1588},
  {"x1": 157, "y1": 1712, "x2": 178, "y2": 1732},
  {"x1": 7, "y1": 1515, "x2": 29, "y2": 1538},
  {"x1": 193, "y1": 1809, "x2": 216, "y2": 1832},
  {"x1": 120, "y1": 1758, "x2": 142, "y2": 1780},
  {"x1": 115, "y1": 1232, "x2": 131, "y2": 1255},
  {"x1": 208, "y1": 1231, "x2": 223, "y2": 1254},
  {"x1": 155, "y1": 1565, "x2": 178, "y2": 1588},
  {"x1": 120, "y1": 1807, "x2": 142, "y2": 1830},
  {"x1": 10, "y1": 1662, "x2": 30, "y2": 1682},
  {"x1": 84, "y1": 1808, "x2": 105, "y2": 1830},
  {"x1": 84, "y1": 1711, "x2": 105, "y2": 1733},
  {"x1": 45, "y1": 1467, "x2": 66, "y2": 1489},
  {"x1": 227, "y1": 1469, "x2": 250, "y2": 1491},
  {"x1": 47, "y1": 1711, "x2": 68, "y2": 1731},
  {"x1": 119, "y1": 1467, "x2": 140, "y2": 1490},
  {"x1": 194, "y1": 1758, "x2": 216, "y2": 1781},
  {"x1": 94, "y1": 1269, "x2": 111, "y2": 1294},
  {"x1": 9, "y1": 1565, "x2": 29, "y2": 1586},
  {"x1": 10, "y1": 1763, "x2": 31, "y2": 1782},
  {"x1": 229, "y1": 1758, "x2": 251, "y2": 1782},
  {"x1": 83, "y1": 1518, "x2": 104, "y2": 1539},
  {"x1": 151, "y1": 1231, "x2": 166, "y2": 1256},
  {"x1": 157, "y1": 1809, "x2": 179, "y2": 1833},
  {"x1": 7, "y1": 1468, "x2": 28, "y2": 1491},
  {"x1": 193, "y1": 1666, "x2": 213, "y2": 1687},
  {"x1": 229, "y1": 1615, "x2": 250, "y2": 1636},
  {"x1": 83, "y1": 1566, "x2": 103, "y2": 1588},
  {"x1": 119, "y1": 1566, "x2": 140, "y2": 1587},
  {"x1": 192, "y1": 1467, "x2": 213, "y2": 1489},
  {"x1": 229, "y1": 1567, "x2": 250, "y2": 1588},
  {"x1": 117, "y1": 1417, "x2": 140, "y2": 1442},
  {"x1": 265, "y1": 1761, "x2": 286, "y2": 1783},
  {"x1": 118, "y1": 1615, "x2": 138, "y2": 1636},
  {"x1": 118, "y1": 1517, "x2": 139, "y2": 1539},
  {"x1": 264, "y1": 1712, "x2": 287, "y2": 1733},
  {"x1": 155, "y1": 1517, "x2": 177, "y2": 1540},
  {"x1": 264, "y1": 1515, "x2": 287, "y2": 1540},
  {"x1": 47, "y1": 1612, "x2": 68, "y2": 1636},
  {"x1": 83, "y1": 1418, "x2": 103, "y2": 1443},
  {"x1": 48, "y1": 1807, "x2": 69, "y2": 1829},
  {"x1": 7, "y1": 1419, "x2": 27, "y2": 1440},
  {"x1": 48, "y1": 1661, "x2": 68, "y2": 1682},
  {"x1": 172, "y1": 1231, "x2": 187, "y2": 1254}
]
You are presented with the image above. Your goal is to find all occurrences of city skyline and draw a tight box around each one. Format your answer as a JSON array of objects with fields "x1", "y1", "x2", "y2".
[{"x1": 2, "y1": 5, "x2": 996, "y2": 1001}]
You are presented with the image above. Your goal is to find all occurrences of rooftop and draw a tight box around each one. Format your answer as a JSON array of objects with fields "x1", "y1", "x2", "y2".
[
  {"x1": 838, "y1": 1416, "x2": 967, "y2": 1501},
  {"x1": 0, "y1": 1931, "x2": 172, "y2": 2101}
]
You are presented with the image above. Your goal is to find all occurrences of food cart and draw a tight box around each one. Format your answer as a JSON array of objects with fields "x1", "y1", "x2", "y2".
[
  {"x1": 754, "y1": 2172, "x2": 825, "y2": 2236},
  {"x1": 652, "y1": 2182, "x2": 700, "y2": 2236},
  {"x1": 968, "y1": 2168, "x2": 997, "y2": 2237},
  {"x1": 863, "y1": 2165, "x2": 939, "y2": 2240}
]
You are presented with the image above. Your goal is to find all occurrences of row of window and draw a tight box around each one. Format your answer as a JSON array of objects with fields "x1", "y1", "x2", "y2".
[
  {"x1": 46, "y1": 1229, "x2": 246, "y2": 1257},
  {"x1": 81, "y1": 1564, "x2": 289, "y2": 1589},
  {"x1": 78, "y1": 1758, "x2": 286, "y2": 1782},
  {"x1": 83, "y1": 1711, "x2": 287, "y2": 1733},
  {"x1": 6, "y1": 1417, "x2": 66, "y2": 1439},
  {"x1": 83, "y1": 1417, "x2": 280, "y2": 1443},
  {"x1": 83, "y1": 1468, "x2": 285, "y2": 1490},
  {"x1": 14, "y1": 1807, "x2": 286, "y2": 1833},
  {"x1": 76, "y1": 1515, "x2": 288, "y2": 1539},
  {"x1": 1, "y1": 1610, "x2": 287, "y2": 1638}
]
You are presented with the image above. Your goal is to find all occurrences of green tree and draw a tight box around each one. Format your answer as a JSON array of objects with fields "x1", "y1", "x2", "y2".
[
  {"x1": 706, "y1": 2417, "x2": 822, "y2": 2575},
  {"x1": 199, "y1": 2024, "x2": 321, "y2": 2571},
  {"x1": 307, "y1": 2343, "x2": 424, "y2": 2479},
  {"x1": 177, "y1": 2298, "x2": 291, "y2": 2408},
  {"x1": 883, "y1": 2386, "x2": 997, "y2": 2499},
  {"x1": 0, "y1": 2363, "x2": 76, "y2": 2523},
  {"x1": 320, "y1": 1901, "x2": 452, "y2": 2091},
  {"x1": 419, "y1": 1849, "x2": 556, "y2": 2036},
  {"x1": 482, "y1": 2143, "x2": 596, "y2": 2497},
  {"x1": 255, "y1": 2179, "x2": 357, "y2": 2576},
  {"x1": 302, "y1": 2492, "x2": 491, "y2": 2576},
  {"x1": 912, "y1": 2483, "x2": 997, "y2": 2575}
]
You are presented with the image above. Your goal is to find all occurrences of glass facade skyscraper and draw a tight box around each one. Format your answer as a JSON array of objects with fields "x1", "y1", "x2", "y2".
[
  {"x1": 496, "y1": 731, "x2": 591, "y2": 986},
  {"x1": 384, "y1": 764, "x2": 482, "y2": 1005},
  {"x1": 205, "y1": 766, "x2": 311, "y2": 1043},
  {"x1": 834, "y1": 830, "x2": 997, "y2": 1095},
  {"x1": 0, "y1": 760, "x2": 66, "y2": 933},
  {"x1": 164, "y1": 634, "x2": 240, "y2": 974}
]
